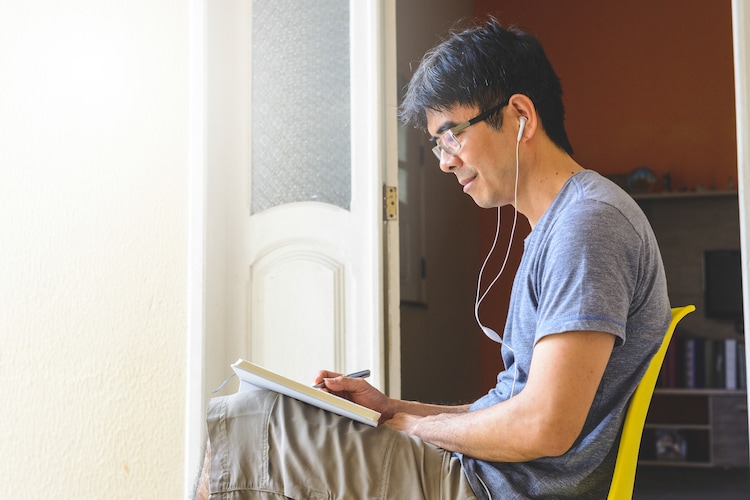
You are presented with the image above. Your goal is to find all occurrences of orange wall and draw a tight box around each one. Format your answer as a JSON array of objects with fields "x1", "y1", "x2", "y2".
[
  {"x1": 472, "y1": 0, "x2": 737, "y2": 390},
  {"x1": 476, "y1": 0, "x2": 737, "y2": 190}
]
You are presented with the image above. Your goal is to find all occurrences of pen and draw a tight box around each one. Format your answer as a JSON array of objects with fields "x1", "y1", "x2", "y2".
[{"x1": 313, "y1": 369, "x2": 371, "y2": 389}]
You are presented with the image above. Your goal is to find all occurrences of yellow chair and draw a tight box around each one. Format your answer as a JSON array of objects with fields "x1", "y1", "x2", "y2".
[{"x1": 607, "y1": 305, "x2": 696, "y2": 500}]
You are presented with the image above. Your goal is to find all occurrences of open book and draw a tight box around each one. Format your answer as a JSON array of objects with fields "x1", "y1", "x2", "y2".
[{"x1": 231, "y1": 359, "x2": 381, "y2": 427}]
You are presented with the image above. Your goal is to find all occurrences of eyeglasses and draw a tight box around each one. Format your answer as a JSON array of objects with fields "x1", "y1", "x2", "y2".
[{"x1": 431, "y1": 99, "x2": 510, "y2": 160}]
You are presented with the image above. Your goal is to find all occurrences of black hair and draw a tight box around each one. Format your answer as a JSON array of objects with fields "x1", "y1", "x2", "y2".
[{"x1": 398, "y1": 17, "x2": 573, "y2": 155}]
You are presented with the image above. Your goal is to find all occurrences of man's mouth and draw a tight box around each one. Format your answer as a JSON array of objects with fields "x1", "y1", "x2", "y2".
[{"x1": 459, "y1": 174, "x2": 477, "y2": 192}]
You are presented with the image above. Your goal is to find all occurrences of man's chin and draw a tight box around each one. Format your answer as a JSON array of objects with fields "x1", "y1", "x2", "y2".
[
  {"x1": 469, "y1": 194, "x2": 509, "y2": 210},
  {"x1": 468, "y1": 193, "x2": 495, "y2": 209}
]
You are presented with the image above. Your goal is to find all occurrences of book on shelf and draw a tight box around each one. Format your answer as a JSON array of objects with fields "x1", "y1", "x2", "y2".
[
  {"x1": 739, "y1": 342, "x2": 747, "y2": 390},
  {"x1": 662, "y1": 338, "x2": 679, "y2": 388},
  {"x1": 659, "y1": 337, "x2": 746, "y2": 390},
  {"x1": 230, "y1": 359, "x2": 381, "y2": 427},
  {"x1": 726, "y1": 338, "x2": 738, "y2": 390}
]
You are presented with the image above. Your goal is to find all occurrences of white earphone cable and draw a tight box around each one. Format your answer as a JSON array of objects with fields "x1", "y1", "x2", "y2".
[
  {"x1": 474, "y1": 122, "x2": 522, "y2": 397},
  {"x1": 474, "y1": 129, "x2": 520, "y2": 320}
]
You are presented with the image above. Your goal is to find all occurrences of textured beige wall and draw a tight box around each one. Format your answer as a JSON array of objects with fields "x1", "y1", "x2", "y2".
[{"x1": 0, "y1": 1, "x2": 189, "y2": 498}]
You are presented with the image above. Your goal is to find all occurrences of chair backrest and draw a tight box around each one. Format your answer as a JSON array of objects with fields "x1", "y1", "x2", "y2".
[{"x1": 606, "y1": 305, "x2": 695, "y2": 500}]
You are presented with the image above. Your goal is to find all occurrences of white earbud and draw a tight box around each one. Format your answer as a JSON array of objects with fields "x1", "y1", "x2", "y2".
[{"x1": 517, "y1": 116, "x2": 527, "y2": 141}]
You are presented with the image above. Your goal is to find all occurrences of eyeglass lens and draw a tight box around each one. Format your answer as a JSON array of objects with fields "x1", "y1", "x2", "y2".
[{"x1": 432, "y1": 130, "x2": 461, "y2": 159}]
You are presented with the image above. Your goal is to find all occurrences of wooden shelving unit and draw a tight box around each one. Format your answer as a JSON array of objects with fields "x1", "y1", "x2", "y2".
[
  {"x1": 630, "y1": 188, "x2": 749, "y2": 468},
  {"x1": 630, "y1": 189, "x2": 738, "y2": 201},
  {"x1": 639, "y1": 389, "x2": 749, "y2": 467}
]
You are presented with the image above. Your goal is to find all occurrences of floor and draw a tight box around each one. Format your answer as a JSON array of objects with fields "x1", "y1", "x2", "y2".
[{"x1": 633, "y1": 466, "x2": 750, "y2": 499}]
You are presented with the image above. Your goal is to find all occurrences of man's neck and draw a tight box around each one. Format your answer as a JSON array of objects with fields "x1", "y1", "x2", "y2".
[{"x1": 516, "y1": 146, "x2": 583, "y2": 229}]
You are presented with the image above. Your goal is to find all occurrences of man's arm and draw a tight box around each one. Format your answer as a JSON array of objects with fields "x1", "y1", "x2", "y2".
[
  {"x1": 386, "y1": 330, "x2": 616, "y2": 462},
  {"x1": 314, "y1": 371, "x2": 471, "y2": 421}
]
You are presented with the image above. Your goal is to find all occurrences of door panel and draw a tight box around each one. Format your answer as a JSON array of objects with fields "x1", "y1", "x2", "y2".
[{"x1": 203, "y1": 0, "x2": 398, "y2": 391}]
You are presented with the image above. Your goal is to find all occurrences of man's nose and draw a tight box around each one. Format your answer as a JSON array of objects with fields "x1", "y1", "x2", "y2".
[{"x1": 438, "y1": 150, "x2": 460, "y2": 172}]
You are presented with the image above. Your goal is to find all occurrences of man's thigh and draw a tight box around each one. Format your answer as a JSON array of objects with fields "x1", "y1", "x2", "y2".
[{"x1": 207, "y1": 390, "x2": 476, "y2": 499}]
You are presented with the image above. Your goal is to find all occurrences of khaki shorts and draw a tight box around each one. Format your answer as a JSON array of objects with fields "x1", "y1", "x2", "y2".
[{"x1": 206, "y1": 390, "x2": 477, "y2": 499}]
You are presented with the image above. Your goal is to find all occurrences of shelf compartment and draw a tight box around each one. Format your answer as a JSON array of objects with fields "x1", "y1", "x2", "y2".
[
  {"x1": 639, "y1": 427, "x2": 711, "y2": 464},
  {"x1": 646, "y1": 393, "x2": 709, "y2": 425}
]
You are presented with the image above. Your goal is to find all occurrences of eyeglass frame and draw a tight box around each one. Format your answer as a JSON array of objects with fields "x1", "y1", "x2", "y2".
[{"x1": 430, "y1": 98, "x2": 510, "y2": 160}]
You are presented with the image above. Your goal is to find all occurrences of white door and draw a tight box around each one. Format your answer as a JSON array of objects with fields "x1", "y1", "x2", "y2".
[{"x1": 201, "y1": 0, "x2": 399, "y2": 397}]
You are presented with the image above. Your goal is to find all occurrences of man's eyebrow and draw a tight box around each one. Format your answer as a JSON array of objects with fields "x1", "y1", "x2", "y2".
[{"x1": 429, "y1": 121, "x2": 458, "y2": 142}]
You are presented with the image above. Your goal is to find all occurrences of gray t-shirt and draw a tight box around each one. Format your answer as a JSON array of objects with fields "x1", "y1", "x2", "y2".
[{"x1": 460, "y1": 170, "x2": 671, "y2": 499}]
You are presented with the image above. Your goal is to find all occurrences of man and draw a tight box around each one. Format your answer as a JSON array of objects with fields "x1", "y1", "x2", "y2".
[{"x1": 196, "y1": 18, "x2": 670, "y2": 499}]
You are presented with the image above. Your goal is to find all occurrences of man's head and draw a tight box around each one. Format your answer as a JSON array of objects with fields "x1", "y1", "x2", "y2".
[{"x1": 399, "y1": 18, "x2": 573, "y2": 156}]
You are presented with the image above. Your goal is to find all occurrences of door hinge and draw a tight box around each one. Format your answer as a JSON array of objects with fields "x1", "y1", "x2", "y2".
[{"x1": 383, "y1": 185, "x2": 398, "y2": 221}]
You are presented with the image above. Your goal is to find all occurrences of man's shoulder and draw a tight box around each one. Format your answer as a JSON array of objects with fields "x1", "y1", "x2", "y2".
[
  {"x1": 550, "y1": 171, "x2": 649, "y2": 233},
  {"x1": 563, "y1": 170, "x2": 635, "y2": 208}
]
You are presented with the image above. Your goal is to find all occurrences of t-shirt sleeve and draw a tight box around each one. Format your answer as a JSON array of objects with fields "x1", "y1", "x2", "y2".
[{"x1": 533, "y1": 200, "x2": 642, "y2": 344}]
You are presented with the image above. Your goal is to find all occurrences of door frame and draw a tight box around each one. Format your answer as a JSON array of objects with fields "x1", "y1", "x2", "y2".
[
  {"x1": 185, "y1": 0, "x2": 207, "y2": 493},
  {"x1": 731, "y1": 0, "x2": 750, "y2": 461}
]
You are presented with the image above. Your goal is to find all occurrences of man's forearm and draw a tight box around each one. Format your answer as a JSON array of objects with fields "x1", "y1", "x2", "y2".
[
  {"x1": 386, "y1": 398, "x2": 471, "y2": 420},
  {"x1": 406, "y1": 406, "x2": 544, "y2": 462}
]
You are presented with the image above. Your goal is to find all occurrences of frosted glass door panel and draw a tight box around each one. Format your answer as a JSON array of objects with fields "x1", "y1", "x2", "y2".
[{"x1": 251, "y1": 0, "x2": 351, "y2": 214}]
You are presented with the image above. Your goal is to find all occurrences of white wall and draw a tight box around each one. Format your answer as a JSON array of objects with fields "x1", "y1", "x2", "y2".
[{"x1": 0, "y1": 1, "x2": 189, "y2": 498}]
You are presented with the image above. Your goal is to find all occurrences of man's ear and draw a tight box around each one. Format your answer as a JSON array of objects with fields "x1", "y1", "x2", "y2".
[{"x1": 508, "y1": 94, "x2": 538, "y2": 141}]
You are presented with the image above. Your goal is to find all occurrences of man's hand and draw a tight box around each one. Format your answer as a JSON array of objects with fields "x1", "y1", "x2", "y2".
[{"x1": 313, "y1": 370, "x2": 395, "y2": 421}]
